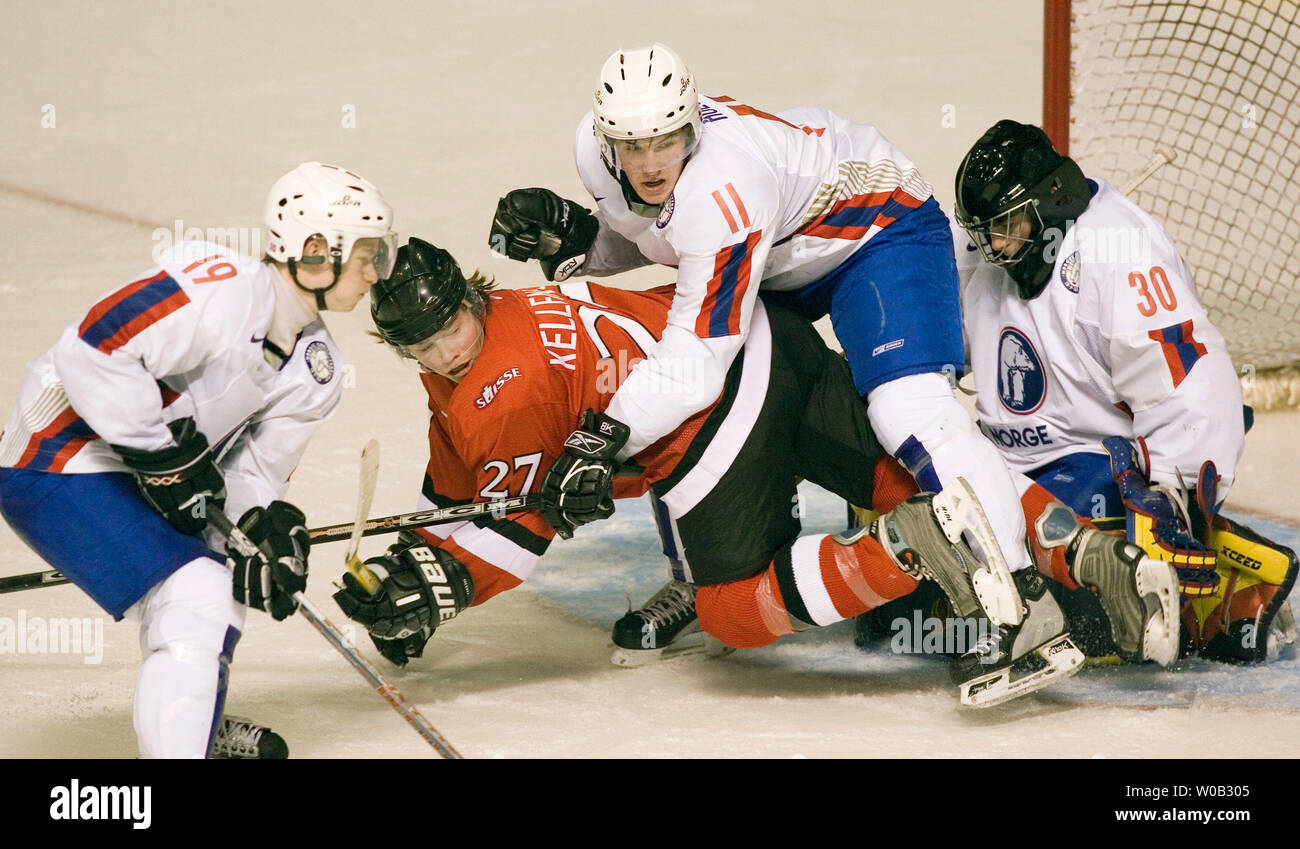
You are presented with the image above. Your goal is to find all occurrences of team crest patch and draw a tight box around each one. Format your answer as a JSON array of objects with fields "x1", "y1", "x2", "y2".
[
  {"x1": 656, "y1": 194, "x2": 675, "y2": 229},
  {"x1": 996, "y1": 328, "x2": 1046, "y2": 414},
  {"x1": 304, "y1": 340, "x2": 335, "y2": 384},
  {"x1": 1060, "y1": 251, "x2": 1080, "y2": 293}
]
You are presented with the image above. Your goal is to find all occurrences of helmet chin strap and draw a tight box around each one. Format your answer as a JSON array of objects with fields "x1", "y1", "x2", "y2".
[{"x1": 287, "y1": 255, "x2": 343, "y2": 310}]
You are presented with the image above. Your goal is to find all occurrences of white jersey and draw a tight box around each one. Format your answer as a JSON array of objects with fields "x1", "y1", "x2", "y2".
[
  {"x1": 955, "y1": 179, "x2": 1245, "y2": 491},
  {"x1": 0, "y1": 241, "x2": 343, "y2": 524},
  {"x1": 575, "y1": 95, "x2": 934, "y2": 456}
]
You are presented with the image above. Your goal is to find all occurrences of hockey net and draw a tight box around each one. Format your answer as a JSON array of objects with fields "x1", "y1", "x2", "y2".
[{"x1": 1044, "y1": 0, "x2": 1300, "y2": 409}]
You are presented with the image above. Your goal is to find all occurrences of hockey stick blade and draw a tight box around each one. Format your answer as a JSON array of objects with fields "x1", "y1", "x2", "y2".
[
  {"x1": 1, "y1": 494, "x2": 543, "y2": 594},
  {"x1": 344, "y1": 439, "x2": 383, "y2": 595},
  {"x1": 209, "y1": 507, "x2": 463, "y2": 758}
]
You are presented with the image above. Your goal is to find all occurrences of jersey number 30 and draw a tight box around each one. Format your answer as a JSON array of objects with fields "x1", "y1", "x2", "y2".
[{"x1": 1129, "y1": 266, "x2": 1177, "y2": 317}]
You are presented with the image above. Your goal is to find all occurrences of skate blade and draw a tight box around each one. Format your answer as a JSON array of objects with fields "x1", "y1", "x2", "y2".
[
  {"x1": 932, "y1": 477, "x2": 1023, "y2": 628},
  {"x1": 610, "y1": 634, "x2": 733, "y2": 668},
  {"x1": 959, "y1": 634, "x2": 1084, "y2": 708},
  {"x1": 1134, "y1": 555, "x2": 1181, "y2": 666}
]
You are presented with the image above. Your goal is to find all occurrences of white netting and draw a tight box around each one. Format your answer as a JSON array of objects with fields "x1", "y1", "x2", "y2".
[{"x1": 1067, "y1": 0, "x2": 1300, "y2": 407}]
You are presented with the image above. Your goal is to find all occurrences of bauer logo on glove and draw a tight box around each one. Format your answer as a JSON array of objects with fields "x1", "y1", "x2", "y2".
[{"x1": 332, "y1": 533, "x2": 475, "y2": 666}]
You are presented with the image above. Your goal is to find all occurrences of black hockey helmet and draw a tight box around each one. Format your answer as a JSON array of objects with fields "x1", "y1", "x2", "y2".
[
  {"x1": 371, "y1": 237, "x2": 477, "y2": 350},
  {"x1": 955, "y1": 119, "x2": 1092, "y2": 299}
]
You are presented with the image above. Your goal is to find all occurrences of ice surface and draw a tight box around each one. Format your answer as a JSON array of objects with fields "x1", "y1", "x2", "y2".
[{"x1": 2, "y1": 1, "x2": 1298, "y2": 759}]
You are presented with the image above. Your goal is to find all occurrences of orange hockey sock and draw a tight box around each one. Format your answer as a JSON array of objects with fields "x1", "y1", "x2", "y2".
[{"x1": 697, "y1": 528, "x2": 918, "y2": 649}]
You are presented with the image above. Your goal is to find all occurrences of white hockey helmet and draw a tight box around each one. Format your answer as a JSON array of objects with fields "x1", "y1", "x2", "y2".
[
  {"x1": 263, "y1": 162, "x2": 396, "y2": 278},
  {"x1": 593, "y1": 44, "x2": 702, "y2": 173}
]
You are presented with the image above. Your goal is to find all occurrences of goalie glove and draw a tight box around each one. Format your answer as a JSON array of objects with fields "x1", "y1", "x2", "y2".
[
  {"x1": 111, "y1": 417, "x2": 226, "y2": 536},
  {"x1": 332, "y1": 533, "x2": 475, "y2": 667},
  {"x1": 539, "y1": 409, "x2": 631, "y2": 540},
  {"x1": 1103, "y1": 435, "x2": 1219, "y2": 597},
  {"x1": 229, "y1": 501, "x2": 310, "y2": 621},
  {"x1": 1114, "y1": 471, "x2": 1220, "y2": 598},
  {"x1": 489, "y1": 188, "x2": 599, "y2": 281}
]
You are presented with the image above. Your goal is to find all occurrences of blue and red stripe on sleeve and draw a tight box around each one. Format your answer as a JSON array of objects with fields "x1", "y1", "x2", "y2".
[
  {"x1": 694, "y1": 230, "x2": 763, "y2": 339},
  {"x1": 795, "y1": 188, "x2": 925, "y2": 242},
  {"x1": 78, "y1": 270, "x2": 190, "y2": 354},
  {"x1": 1148, "y1": 319, "x2": 1208, "y2": 389}
]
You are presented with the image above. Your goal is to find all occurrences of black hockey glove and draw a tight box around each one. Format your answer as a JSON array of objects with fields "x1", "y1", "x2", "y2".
[
  {"x1": 489, "y1": 188, "x2": 599, "y2": 282},
  {"x1": 539, "y1": 410, "x2": 631, "y2": 540},
  {"x1": 332, "y1": 532, "x2": 476, "y2": 667},
  {"x1": 229, "y1": 501, "x2": 310, "y2": 621},
  {"x1": 112, "y1": 417, "x2": 226, "y2": 536}
]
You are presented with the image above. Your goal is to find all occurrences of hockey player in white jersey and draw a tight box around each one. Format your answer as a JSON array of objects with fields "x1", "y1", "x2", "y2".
[
  {"x1": 945, "y1": 120, "x2": 1293, "y2": 664},
  {"x1": 0, "y1": 162, "x2": 396, "y2": 757},
  {"x1": 488, "y1": 44, "x2": 1086, "y2": 700}
]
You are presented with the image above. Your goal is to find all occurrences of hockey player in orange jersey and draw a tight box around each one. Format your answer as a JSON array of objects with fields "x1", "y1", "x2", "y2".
[{"x1": 332, "y1": 238, "x2": 1172, "y2": 707}]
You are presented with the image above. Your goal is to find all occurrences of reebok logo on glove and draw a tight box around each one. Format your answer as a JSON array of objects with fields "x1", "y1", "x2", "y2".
[{"x1": 565, "y1": 432, "x2": 610, "y2": 455}]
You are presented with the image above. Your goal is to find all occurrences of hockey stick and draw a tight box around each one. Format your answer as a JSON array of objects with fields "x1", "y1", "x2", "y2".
[
  {"x1": 209, "y1": 506, "x2": 463, "y2": 759},
  {"x1": 343, "y1": 439, "x2": 383, "y2": 595},
  {"x1": 0, "y1": 494, "x2": 541, "y2": 595},
  {"x1": 1121, "y1": 144, "x2": 1178, "y2": 194}
]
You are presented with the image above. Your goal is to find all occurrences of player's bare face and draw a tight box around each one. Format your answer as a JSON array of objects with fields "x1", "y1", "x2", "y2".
[
  {"x1": 988, "y1": 210, "x2": 1035, "y2": 261},
  {"x1": 323, "y1": 239, "x2": 385, "y2": 311},
  {"x1": 407, "y1": 304, "x2": 485, "y2": 382},
  {"x1": 615, "y1": 129, "x2": 690, "y2": 205}
]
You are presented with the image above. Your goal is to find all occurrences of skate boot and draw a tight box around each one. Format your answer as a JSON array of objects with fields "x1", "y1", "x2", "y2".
[
  {"x1": 610, "y1": 580, "x2": 732, "y2": 667},
  {"x1": 210, "y1": 715, "x2": 289, "y2": 759},
  {"x1": 1035, "y1": 501, "x2": 1180, "y2": 666},
  {"x1": 950, "y1": 566, "x2": 1085, "y2": 707},
  {"x1": 874, "y1": 478, "x2": 1083, "y2": 707}
]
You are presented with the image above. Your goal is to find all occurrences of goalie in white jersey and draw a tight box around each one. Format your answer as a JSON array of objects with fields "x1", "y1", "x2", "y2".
[
  {"x1": 0, "y1": 162, "x2": 396, "y2": 757},
  {"x1": 488, "y1": 43, "x2": 1106, "y2": 695},
  {"x1": 942, "y1": 120, "x2": 1293, "y2": 663}
]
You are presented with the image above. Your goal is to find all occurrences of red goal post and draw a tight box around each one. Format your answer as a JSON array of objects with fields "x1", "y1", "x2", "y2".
[{"x1": 1041, "y1": 0, "x2": 1300, "y2": 409}]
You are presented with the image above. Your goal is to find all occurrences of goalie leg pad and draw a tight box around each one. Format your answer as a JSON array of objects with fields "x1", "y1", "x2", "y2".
[{"x1": 1191, "y1": 516, "x2": 1299, "y2": 663}]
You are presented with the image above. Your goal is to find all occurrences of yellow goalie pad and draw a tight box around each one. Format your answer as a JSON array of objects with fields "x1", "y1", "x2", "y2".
[{"x1": 1182, "y1": 516, "x2": 1299, "y2": 660}]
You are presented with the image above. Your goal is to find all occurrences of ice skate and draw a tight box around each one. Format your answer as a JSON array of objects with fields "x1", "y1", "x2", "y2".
[
  {"x1": 1035, "y1": 501, "x2": 1180, "y2": 665},
  {"x1": 610, "y1": 580, "x2": 732, "y2": 667},
  {"x1": 875, "y1": 478, "x2": 1082, "y2": 707},
  {"x1": 210, "y1": 715, "x2": 289, "y2": 759},
  {"x1": 951, "y1": 567, "x2": 1085, "y2": 707}
]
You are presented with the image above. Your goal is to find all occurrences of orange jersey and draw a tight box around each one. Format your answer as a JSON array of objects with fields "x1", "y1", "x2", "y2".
[{"x1": 413, "y1": 281, "x2": 717, "y2": 603}]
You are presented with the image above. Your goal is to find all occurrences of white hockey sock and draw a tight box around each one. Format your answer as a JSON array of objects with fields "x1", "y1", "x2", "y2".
[
  {"x1": 128, "y1": 557, "x2": 245, "y2": 759},
  {"x1": 868, "y1": 372, "x2": 1034, "y2": 572}
]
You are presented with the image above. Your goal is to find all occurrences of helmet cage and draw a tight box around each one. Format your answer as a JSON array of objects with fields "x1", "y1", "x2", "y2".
[{"x1": 957, "y1": 197, "x2": 1045, "y2": 269}]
